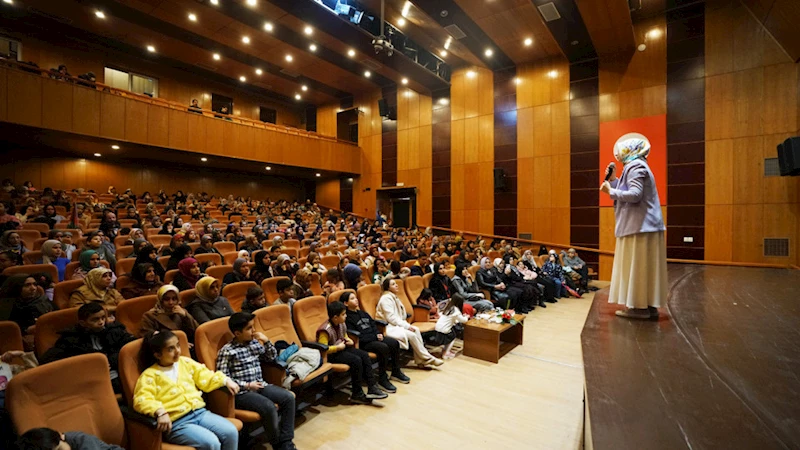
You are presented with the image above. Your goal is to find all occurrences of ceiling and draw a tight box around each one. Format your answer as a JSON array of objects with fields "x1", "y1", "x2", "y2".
[{"x1": 0, "y1": 0, "x2": 657, "y2": 104}]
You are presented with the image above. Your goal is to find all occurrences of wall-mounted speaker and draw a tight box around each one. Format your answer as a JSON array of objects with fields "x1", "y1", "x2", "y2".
[
  {"x1": 777, "y1": 137, "x2": 800, "y2": 176},
  {"x1": 378, "y1": 99, "x2": 389, "y2": 117},
  {"x1": 493, "y1": 167, "x2": 507, "y2": 191}
]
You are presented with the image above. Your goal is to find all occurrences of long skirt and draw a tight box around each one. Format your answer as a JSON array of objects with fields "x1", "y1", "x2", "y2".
[{"x1": 608, "y1": 231, "x2": 668, "y2": 309}]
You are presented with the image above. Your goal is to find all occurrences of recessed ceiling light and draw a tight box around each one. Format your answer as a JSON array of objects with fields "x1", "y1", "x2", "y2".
[
  {"x1": 246, "y1": 0, "x2": 256, "y2": 5},
  {"x1": 444, "y1": 37, "x2": 451, "y2": 50},
  {"x1": 201, "y1": 157, "x2": 208, "y2": 162},
  {"x1": 295, "y1": 94, "x2": 302, "y2": 100},
  {"x1": 147, "y1": 45, "x2": 156, "y2": 52},
  {"x1": 347, "y1": 49, "x2": 356, "y2": 57},
  {"x1": 514, "y1": 77, "x2": 521, "y2": 85},
  {"x1": 397, "y1": 18, "x2": 406, "y2": 27},
  {"x1": 315, "y1": 173, "x2": 321, "y2": 177},
  {"x1": 404, "y1": 90, "x2": 412, "y2": 97},
  {"x1": 401, "y1": 78, "x2": 408, "y2": 85},
  {"x1": 647, "y1": 28, "x2": 663, "y2": 39},
  {"x1": 364, "y1": 70, "x2": 371, "y2": 78},
  {"x1": 547, "y1": 70, "x2": 558, "y2": 79},
  {"x1": 95, "y1": 10, "x2": 106, "y2": 19},
  {"x1": 263, "y1": 22, "x2": 273, "y2": 32},
  {"x1": 523, "y1": 37, "x2": 533, "y2": 46},
  {"x1": 265, "y1": 166, "x2": 271, "y2": 170},
  {"x1": 484, "y1": 48, "x2": 493, "y2": 57},
  {"x1": 304, "y1": 26, "x2": 313, "y2": 35},
  {"x1": 309, "y1": 43, "x2": 317, "y2": 52},
  {"x1": 466, "y1": 70, "x2": 476, "y2": 78},
  {"x1": 209, "y1": 0, "x2": 218, "y2": 4},
  {"x1": 111, "y1": 145, "x2": 120, "y2": 150},
  {"x1": 242, "y1": 36, "x2": 250, "y2": 44},
  {"x1": 212, "y1": 53, "x2": 221, "y2": 60},
  {"x1": 255, "y1": 68, "x2": 262, "y2": 75},
  {"x1": 3, "y1": 0, "x2": 13, "y2": 4},
  {"x1": 438, "y1": 98, "x2": 449, "y2": 105},
  {"x1": 301, "y1": 85, "x2": 308, "y2": 91},
  {"x1": 239, "y1": 76, "x2": 246, "y2": 82},
  {"x1": 439, "y1": 50, "x2": 447, "y2": 57},
  {"x1": 94, "y1": 153, "x2": 101, "y2": 157},
  {"x1": 188, "y1": 13, "x2": 197, "y2": 22},
  {"x1": 401, "y1": 1, "x2": 411, "y2": 17},
  {"x1": 285, "y1": 54, "x2": 293, "y2": 62}
]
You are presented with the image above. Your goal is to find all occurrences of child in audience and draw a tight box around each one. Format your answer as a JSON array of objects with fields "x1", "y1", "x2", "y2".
[
  {"x1": 371, "y1": 259, "x2": 390, "y2": 285},
  {"x1": 216, "y1": 313, "x2": 296, "y2": 450},
  {"x1": 273, "y1": 278, "x2": 297, "y2": 310},
  {"x1": 241, "y1": 286, "x2": 267, "y2": 313},
  {"x1": 186, "y1": 277, "x2": 233, "y2": 324},
  {"x1": 341, "y1": 291, "x2": 409, "y2": 390},
  {"x1": 133, "y1": 330, "x2": 239, "y2": 450},
  {"x1": 39, "y1": 240, "x2": 70, "y2": 282},
  {"x1": 416, "y1": 288, "x2": 439, "y2": 321},
  {"x1": 15, "y1": 427, "x2": 123, "y2": 450},
  {"x1": 321, "y1": 268, "x2": 344, "y2": 296},
  {"x1": 41, "y1": 302, "x2": 134, "y2": 393},
  {"x1": 317, "y1": 301, "x2": 387, "y2": 404},
  {"x1": 542, "y1": 253, "x2": 566, "y2": 298},
  {"x1": 432, "y1": 294, "x2": 468, "y2": 359}
]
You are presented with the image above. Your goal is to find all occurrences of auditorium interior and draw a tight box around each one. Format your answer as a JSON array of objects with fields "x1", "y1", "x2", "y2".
[{"x1": 0, "y1": 0, "x2": 799, "y2": 449}]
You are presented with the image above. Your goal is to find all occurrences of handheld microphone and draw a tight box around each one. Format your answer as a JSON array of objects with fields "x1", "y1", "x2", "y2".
[{"x1": 604, "y1": 162, "x2": 616, "y2": 182}]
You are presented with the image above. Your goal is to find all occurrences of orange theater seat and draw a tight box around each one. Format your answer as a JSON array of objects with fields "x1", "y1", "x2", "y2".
[
  {"x1": 327, "y1": 288, "x2": 355, "y2": 305},
  {"x1": 115, "y1": 295, "x2": 158, "y2": 337},
  {"x1": 221, "y1": 281, "x2": 257, "y2": 312},
  {"x1": 3, "y1": 264, "x2": 58, "y2": 284},
  {"x1": 0, "y1": 321, "x2": 24, "y2": 354},
  {"x1": 33, "y1": 308, "x2": 79, "y2": 358},
  {"x1": 52, "y1": 279, "x2": 85, "y2": 310},
  {"x1": 356, "y1": 284, "x2": 381, "y2": 318},
  {"x1": 206, "y1": 264, "x2": 234, "y2": 281},
  {"x1": 262, "y1": 277, "x2": 290, "y2": 304}
]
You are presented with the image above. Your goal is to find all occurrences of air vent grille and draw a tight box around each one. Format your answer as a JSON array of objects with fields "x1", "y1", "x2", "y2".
[
  {"x1": 764, "y1": 238, "x2": 790, "y2": 257},
  {"x1": 518, "y1": 233, "x2": 532, "y2": 240},
  {"x1": 444, "y1": 24, "x2": 467, "y2": 40},
  {"x1": 194, "y1": 63, "x2": 218, "y2": 72},
  {"x1": 764, "y1": 158, "x2": 780, "y2": 177},
  {"x1": 361, "y1": 59, "x2": 382, "y2": 71},
  {"x1": 280, "y1": 68, "x2": 300, "y2": 78},
  {"x1": 538, "y1": 2, "x2": 561, "y2": 22}
]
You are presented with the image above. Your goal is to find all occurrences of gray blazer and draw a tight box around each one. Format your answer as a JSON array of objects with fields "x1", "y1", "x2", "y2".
[{"x1": 609, "y1": 159, "x2": 666, "y2": 238}]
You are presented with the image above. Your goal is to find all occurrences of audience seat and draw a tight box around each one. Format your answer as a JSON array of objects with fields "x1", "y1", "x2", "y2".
[
  {"x1": 282, "y1": 248, "x2": 298, "y2": 258},
  {"x1": 21, "y1": 222, "x2": 49, "y2": 235},
  {"x1": 394, "y1": 279, "x2": 435, "y2": 332},
  {"x1": 320, "y1": 255, "x2": 340, "y2": 269},
  {"x1": 115, "y1": 258, "x2": 136, "y2": 276},
  {"x1": 32, "y1": 237, "x2": 47, "y2": 251},
  {"x1": 262, "y1": 277, "x2": 290, "y2": 304},
  {"x1": 113, "y1": 235, "x2": 129, "y2": 248},
  {"x1": 22, "y1": 251, "x2": 42, "y2": 265},
  {"x1": 404, "y1": 276, "x2": 425, "y2": 302},
  {"x1": 179, "y1": 289, "x2": 197, "y2": 307},
  {"x1": 299, "y1": 246, "x2": 311, "y2": 258},
  {"x1": 163, "y1": 269, "x2": 179, "y2": 284},
  {"x1": 356, "y1": 284, "x2": 381, "y2": 318},
  {"x1": 157, "y1": 256, "x2": 170, "y2": 270},
  {"x1": 422, "y1": 272, "x2": 433, "y2": 288},
  {"x1": 403, "y1": 259, "x2": 417, "y2": 268},
  {"x1": 221, "y1": 281, "x2": 256, "y2": 311},
  {"x1": 393, "y1": 250, "x2": 402, "y2": 261},
  {"x1": 148, "y1": 235, "x2": 171, "y2": 246},
  {"x1": 221, "y1": 252, "x2": 240, "y2": 265},
  {"x1": 268, "y1": 232, "x2": 284, "y2": 241},
  {"x1": 3, "y1": 264, "x2": 58, "y2": 284},
  {"x1": 52, "y1": 279, "x2": 84, "y2": 310},
  {"x1": 115, "y1": 275, "x2": 132, "y2": 292},
  {"x1": 64, "y1": 260, "x2": 110, "y2": 278},
  {"x1": 34, "y1": 307, "x2": 78, "y2": 357},
  {"x1": 0, "y1": 321, "x2": 24, "y2": 354},
  {"x1": 116, "y1": 295, "x2": 157, "y2": 337},
  {"x1": 284, "y1": 239, "x2": 300, "y2": 249},
  {"x1": 213, "y1": 242, "x2": 236, "y2": 254},
  {"x1": 206, "y1": 265, "x2": 233, "y2": 281},
  {"x1": 195, "y1": 252, "x2": 222, "y2": 267},
  {"x1": 327, "y1": 288, "x2": 355, "y2": 305},
  {"x1": 446, "y1": 269, "x2": 455, "y2": 279},
  {"x1": 7, "y1": 353, "x2": 165, "y2": 450},
  {"x1": 380, "y1": 251, "x2": 394, "y2": 261},
  {"x1": 309, "y1": 272, "x2": 322, "y2": 296},
  {"x1": 187, "y1": 242, "x2": 200, "y2": 252},
  {"x1": 487, "y1": 251, "x2": 502, "y2": 261}
]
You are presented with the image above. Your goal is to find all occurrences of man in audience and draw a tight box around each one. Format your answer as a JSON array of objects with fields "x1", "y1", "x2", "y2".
[
  {"x1": 410, "y1": 253, "x2": 432, "y2": 276},
  {"x1": 16, "y1": 427, "x2": 123, "y2": 450},
  {"x1": 188, "y1": 98, "x2": 202, "y2": 114},
  {"x1": 98, "y1": 211, "x2": 121, "y2": 241}
]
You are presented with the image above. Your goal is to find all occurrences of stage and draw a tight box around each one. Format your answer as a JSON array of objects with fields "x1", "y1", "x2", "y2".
[{"x1": 582, "y1": 264, "x2": 800, "y2": 449}]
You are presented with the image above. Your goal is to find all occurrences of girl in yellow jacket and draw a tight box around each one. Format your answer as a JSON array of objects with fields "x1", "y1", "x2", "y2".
[{"x1": 133, "y1": 330, "x2": 240, "y2": 450}]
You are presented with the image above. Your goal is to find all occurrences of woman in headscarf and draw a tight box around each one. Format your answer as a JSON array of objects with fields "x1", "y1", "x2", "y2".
[
  {"x1": 126, "y1": 238, "x2": 148, "y2": 259},
  {"x1": 222, "y1": 258, "x2": 250, "y2": 286},
  {"x1": 125, "y1": 228, "x2": 144, "y2": 246},
  {"x1": 241, "y1": 235, "x2": 261, "y2": 254},
  {"x1": 161, "y1": 234, "x2": 185, "y2": 257},
  {"x1": 0, "y1": 231, "x2": 28, "y2": 257},
  {"x1": 166, "y1": 244, "x2": 193, "y2": 271},
  {"x1": 6, "y1": 274, "x2": 52, "y2": 349},
  {"x1": 292, "y1": 268, "x2": 314, "y2": 300},
  {"x1": 158, "y1": 218, "x2": 175, "y2": 235},
  {"x1": 304, "y1": 252, "x2": 326, "y2": 275},
  {"x1": 68, "y1": 267, "x2": 124, "y2": 314},
  {"x1": 236, "y1": 249, "x2": 250, "y2": 262},
  {"x1": 475, "y1": 257, "x2": 510, "y2": 310},
  {"x1": 500, "y1": 254, "x2": 542, "y2": 312},
  {"x1": 186, "y1": 277, "x2": 233, "y2": 324},
  {"x1": 273, "y1": 254, "x2": 297, "y2": 279},
  {"x1": 451, "y1": 262, "x2": 494, "y2": 312},
  {"x1": 249, "y1": 250, "x2": 272, "y2": 286},
  {"x1": 139, "y1": 285, "x2": 199, "y2": 340},
  {"x1": 428, "y1": 263, "x2": 453, "y2": 303},
  {"x1": 194, "y1": 235, "x2": 225, "y2": 264},
  {"x1": 134, "y1": 244, "x2": 166, "y2": 280},
  {"x1": 121, "y1": 262, "x2": 164, "y2": 299},
  {"x1": 342, "y1": 263, "x2": 364, "y2": 290},
  {"x1": 39, "y1": 239, "x2": 70, "y2": 282},
  {"x1": 82, "y1": 231, "x2": 116, "y2": 272},
  {"x1": 71, "y1": 250, "x2": 112, "y2": 285},
  {"x1": 173, "y1": 257, "x2": 201, "y2": 292}
]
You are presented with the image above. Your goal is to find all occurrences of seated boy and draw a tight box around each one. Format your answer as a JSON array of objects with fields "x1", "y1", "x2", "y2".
[
  {"x1": 40, "y1": 303, "x2": 134, "y2": 393},
  {"x1": 216, "y1": 313, "x2": 296, "y2": 450},
  {"x1": 241, "y1": 286, "x2": 267, "y2": 313},
  {"x1": 273, "y1": 278, "x2": 296, "y2": 309},
  {"x1": 15, "y1": 427, "x2": 123, "y2": 450},
  {"x1": 317, "y1": 301, "x2": 387, "y2": 404},
  {"x1": 341, "y1": 291, "x2": 409, "y2": 391}
]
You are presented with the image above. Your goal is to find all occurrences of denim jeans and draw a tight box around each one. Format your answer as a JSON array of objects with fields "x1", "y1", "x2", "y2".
[
  {"x1": 166, "y1": 408, "x2": 239, "y2": 450},
  {"x1": 235, "y1": 385, "x2": 295, "y2": 447}
]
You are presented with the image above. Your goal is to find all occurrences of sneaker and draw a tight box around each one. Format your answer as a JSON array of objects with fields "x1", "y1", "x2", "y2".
[
  {"x1": 378, "y1": 378, "x2": 397, "y2": 393},
  {"x1": 350, "y1": 392, "x2": 371, "y2": 405},
  {"x1": 429, "y1": 357, "x2": 444, "y2": 367},
  {"x1": 615, "y1": 308, "x2": 650, "y2": 320},
  {"x1": 648, "y1": 306, "x2": 660, "y2": 319},
  {"x1": 391, "y1": 371, "x2": 410, "y2": 384},
  {"x1": 366, "y1": 384, "x2": 389, "y2": 399}
]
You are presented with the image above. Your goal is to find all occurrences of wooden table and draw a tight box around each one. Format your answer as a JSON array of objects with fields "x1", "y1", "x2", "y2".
[{"x1": 462, "y1": 314, "x2": 525, "y2": 363}]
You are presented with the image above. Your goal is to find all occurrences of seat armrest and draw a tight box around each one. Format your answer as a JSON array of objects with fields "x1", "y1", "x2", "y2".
[
  {"x1": 346, "y1": 329, "x2": 362, "y2": 337},
  {"x1": 302, "y1": 340, "x2": 328, "y2": 352},
  {"x1": 123, "y1": 413, "x2": 163, "y2": 450},
  {"x1": 374, "y1": 319, "x2": 388, "y2": 327},
  {"x1": 120, "y1": 405, "x2": 157, "y2": 427},
  {"x1": 207, "y1": 388, "x2": 235, "y2": 418},
  {"x1": 261, "y1": 359, "x2": 287, "y2": 386},
  {"x1": 412, "y1": 304, "x2": 431, "y2": 311},
  {"x1": 411, "y1": 304, "x2": 431, "y2": 323}
]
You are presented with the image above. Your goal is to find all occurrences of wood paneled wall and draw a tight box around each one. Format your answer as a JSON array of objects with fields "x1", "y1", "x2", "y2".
[
  {"x1": 315, "y1": 178, "x2": 340, "y2": 210},
  {"x1": 20, "y1": 36, "x2": 303, "y2": 128},
  {"x1": 316, "y1": 104, "x2": 339, "y2": 137},
  {"x1": 431, "y1": 92, "x2": 452, "y2": 228},
  {"x1": 352, "y1": 90, "x2": 383, "y2": 219},
  {"x1": 517, "y1": 58, "x2": 571, "y2": 244},
  {"x1": 494, "y1": 67, "x2": 518, "y2": 238},
  {"x1": 704, "y1": 0, "x2": 800, "y2": 265},
  {"x1": 397, "y1": 88, "x2": 433, "y2": 226},
  {"x1": 0, "y1": 67, "x2": 360, "y2": 174},
  {"x1": 450, "y1": 67, "x2": 495, "y2": 235},
  {"x1": 0, "y1": 155, "x2": 310, "y2": 200},
  {"x1": 382, "y1": 87, "x2": 399, "y2": 188}
]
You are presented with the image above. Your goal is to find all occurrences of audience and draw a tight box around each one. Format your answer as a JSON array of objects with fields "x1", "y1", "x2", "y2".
[
  {"x1": 173, "y1": 257, "x2": 201, "y2": 292},
  {"x1": 15, "y1": 427, "x2": 123, "y2": 450},
  {"x1": 69, "y1": 267, "x2": 124, "y2": 314},
  {"x1": 241, "y1": 286, "x2": 267, "y2": 313},
  {"x1": 120, "y1": 262, "x2": 164, "y2": 299},
  {"x1": 39, "y1": 240, "x2": 70, "y2": 282},
  {"x1": 140, "y1": 285, "x2": 199, "y2": 340},
  {"x1": 222, "y1": 258, "x2": 250, "y2": 286},
  {"x1": 7, "y1": 274, "x2": 53, "y2": 349},
  {"x1": 187, "y1": 276, "x2": 233, "y2": 324}
]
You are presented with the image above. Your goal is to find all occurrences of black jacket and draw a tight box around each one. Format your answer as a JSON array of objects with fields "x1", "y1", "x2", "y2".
[
  {"x1": 476, "y1": 268, "x2": 502, "y2": 290},
  {"x1": 187, "y1": 296, "x2": 234, "y2": 324},
  {"x1": 345, "y1": 309, "x2": 380, "y2": 345},
  {"x1": 429, "y1": 275, "x2": 452, "y2": 301},
  {"x1": 9, "y1": 295, "x2": 53, "y2": 332},
  {"x1": 172, "y1": 273, "x2": 195, "y2": 292},
  {"x1": 40, "y1": 323, "x2": 135, "y2": 371},
  {"x1": 451, "y1": 276, "x2": 484, "y2": 300},
  {"x1": 65, "y1": 431, "x2": 124, "y2": 450}
]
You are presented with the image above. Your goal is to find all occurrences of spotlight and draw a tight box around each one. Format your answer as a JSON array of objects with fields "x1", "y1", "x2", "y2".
[
  {"x1": 246, "y1": 0, "x2": 256, "y2": 5},
  {"x1": 201, "y1": 157, "x2": 208, "y2": 162},
  {"x1": 285, "y1": 54, "x2": 293, "y2": 62},
  {"x1": 295, "y1": 94, "x2": 302, "y2": 100},
  {"x1": 239, "y1": 76, "x2": 246, "y2": 82},
  {"x1": 255, "y1": 68, "x2": 263, "y2": 75},
  {"x1": 347, "y1": 49, "x2": 356, "y2": 57},
  {"x1": 466, "y1": 70, "x2": 476, "y2": 78},
  {"x1": 514, "y1": 77, "x2": 521, "y2": 85},
  {"x1": 94, "y1": 153, "x2": 102, "y2": 157},
  {"x1": 364, "y1": 71, "x2": 371, "y2": 78},
  {"x1": 401, "y1": 1, "x2": 411, "y2": 17},
  {"x1": 301, "y1": 85, "x2": 308, "y2": 91},
  {"x1": 210, "y1": 0, "x2": 218, "y2": 4},
  {"x1": 524, "y1": 37, "x2": 533, "y2": 46},
  {"x1": 111, "y1": 145, "x2": 120, "y2": 150},
  {"x1": 309, "y1": 44, "x2": 317, "y2": 52},
  {"x1": 242, "y1": 36, "x2": 250, "y2": 44},
  {"x1": 304, "y1": 26, "x2": 313, "y2": 35},
  {"x1": 647, "y1": 28, "x2": 663, "y2": 39},
  {"x1": 188, "y1": 13, "x2": 197, "y2": 22},
  {"x1": 266, "y1": 166, "x2": 271, "y2": 170},
  {"x1": 315, "y1": 173, "x2": 321, "y2": 177},
  {"x1": 147, "y1": 45, "x2": 156, "y2": 52},
  {"x1": 439, "y1": 50, "x2": 447, "y2": 57},
  {"x1": 547, "y1": 70, "x2": 558, "y2": 79},
  {"x1": 438, "y1": 98, "x2": 449, "y2": 105},
  {"x1": 213, "y1": 53, "x2": 221, "y2": 60},
  {"x1": 264, "y1": 22, "x2": 273, "y2": 31},
  {"x1": 397, "y1": 18, "x2": 406, "y2": 27},
  {"x1": 95, "y1": 10, "x2": 106, "y2": 19},
  {"x1": 484, "y1": 48, "x2": 493, "y2": 57},
  {"x1": 401, "y1": 78, "x2": 408, "y2": 85}
]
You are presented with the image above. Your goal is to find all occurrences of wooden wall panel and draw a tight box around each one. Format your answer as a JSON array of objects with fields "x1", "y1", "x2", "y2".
[
  {"x1": 0, "y1": 68, "x2": 7, "y2": 122},
  {"x1": 146, "y1": 106, "x2": 169, "y2": 148},
  {"x1": 315, "y1": 178, "x2": 340, "y2": 208},
  {"x1": 316, "y1": 103, "x2": 338, "y2": 137},
  {"x1": 72, "y1": 87, "x2": 100, "y2": 136},
  {"x1": 352, "y1": 90, "x2": 383, "y2": 218},
  {"x1": 7, "y1": 71, "x2": 42, "y2": 127},
  {"x1": 99, "y1": 94, "x2": 126, "y2": 139},
  {"x1": 41, "y1": 79, "x2": 73, "y2": 132},
  {"x1": 168, "y1": 109, "x2": 189, "y2": 150},
  {"x1": 125, "y1": 99, "x2": 149, "y2": 144}
]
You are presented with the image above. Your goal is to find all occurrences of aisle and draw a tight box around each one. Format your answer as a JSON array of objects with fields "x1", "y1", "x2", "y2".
[{"x1": 282, "y1": 285, "x2": 604, "y2": 450}]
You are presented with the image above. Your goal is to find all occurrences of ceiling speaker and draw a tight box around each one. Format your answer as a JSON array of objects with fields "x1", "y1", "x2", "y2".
[
  {"x1": 444, "y1": 24, "x2": 467, "y2": 40},
  {"x1": 537, "y1": 2, "x2": 561, "y2": 22}
]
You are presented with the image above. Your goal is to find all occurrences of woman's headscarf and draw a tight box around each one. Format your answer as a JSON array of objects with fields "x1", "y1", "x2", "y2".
[
  {"x1": 0, "y1": 231, "x2": 22, "y2": 251},
  {"x1": 195, "y1": 276, "x2": 218, "y2": 302},
  {"x1": 613, "y1": 133, "x2": 651, "y2": 164},
  {"x1": 178, "y1": 257, "x2": 200, "y2": 287},
  {"x1": 431, "y1": 263, "x2": 446, "y2": 281},
  {"x1": 154, "y1": 284, "x2": 179, "y2": 313},
  {"x1": 237, "y1": 249, "x2": 249, "y2": 261},
  {"x1": 181, "y1": 223, "x2": 192, "y2": 233},
  {"x1": 41, "y1": 239, "x2": 62, "y2": 264},
  {"x1": 252, "y1": 250, "x2": 270, "y2": 272},
  {"x1": 342, "y1": 263, "x2": 362, "y2": 289},
  {"x1": 493, "y1": 258, "x2": 504, "y2": 270},
  {"x1": 480, "y1": 257, "x2": 491, "y2": 270},
  {"x1": 169, "y1": 244, "x2": 193, "y2": 263},
  {"x1": 130, "y1": 238, "x2": 148, "y2": 257},
  {"x1": 79, "y1": 249, "x2": 98, "y2": 271},
  {"x1": 132, "y1": 262, "x2": 159, "y2": 286},
  {"x1": 128, "y1": 228, "x2": 143, "y2": 243},
  {"x1": 233, "y1": 258, "x2": 247, "y2": 274},
  {"x1": 83, "y1": 267, "x2": 112, "y2": 300},
  {"x1": 276, "y1": 254, "x2": 290, "y2": 265}
]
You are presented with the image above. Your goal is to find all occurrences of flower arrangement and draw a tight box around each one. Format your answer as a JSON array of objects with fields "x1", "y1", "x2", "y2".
[{"x1": 501, "y1": 309, "x2": 516, "y2": 325}]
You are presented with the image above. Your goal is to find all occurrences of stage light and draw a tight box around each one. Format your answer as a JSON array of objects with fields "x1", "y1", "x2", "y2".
[
  {"x1": 295, "y1": 94, "x2": 302, "y2": 100},
  {"x1": 401, "y1": 78, "x2": 408, "y2": 85},
  {"x1": 94, "y1": 153, "x2": 102, "y2": 157},
  {"x1": 304, "y1": 26, "x2": 313, "y2": 35},
  {"x1": 255, "y1": 68, "x2": 262, "y2": 75},
  {"x1": 285, "y1": 54, "x2": 293, "y2": 62},
  {"x1": 484, "y1": 48, "x2": 493, "y2": 57},
  {"x1": 239, "y1": 76, "x2": 246, "y2": 82},
  {"x1": 364, "y1": 71, "x2": 371, "y2": 78},
  {"x1": 111, "y1": 145, "x2": 120, "y2": 150},
  {"x1": 213, "y1": 53, "x2": 221, "y2": 60},
  {"x1": 347, "y1": 49, "x2": 356, "y2": 57},
  {"x1": 147, "y1": 45, "x2": 156, "y2": 52},
  {"x1": 301, "y1": 85, "x2": 308, "y2": 91},
  {"x1": 309, "y1": 44, "x2": 317, "y2": 52},
  {"x1": 188, "y1": 13, "x2": 197, "y2": 22},
  {"x1": 95, "y1": 10, "x2": 106, "y2": 19},
  {"x1": 524, "y1": 37, "x2": 533, "y2": 46},
  {"x1": 264, "y1": 22, "x2": 273, "y2": 31},
  {"x1": 242, "y1": 36, "x2": 250, "y2": 44}
]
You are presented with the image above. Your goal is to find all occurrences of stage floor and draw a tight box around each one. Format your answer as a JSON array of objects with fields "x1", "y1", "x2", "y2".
[{"x1": 582, "y1": 264, "x2": 800, "y2": 450}]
